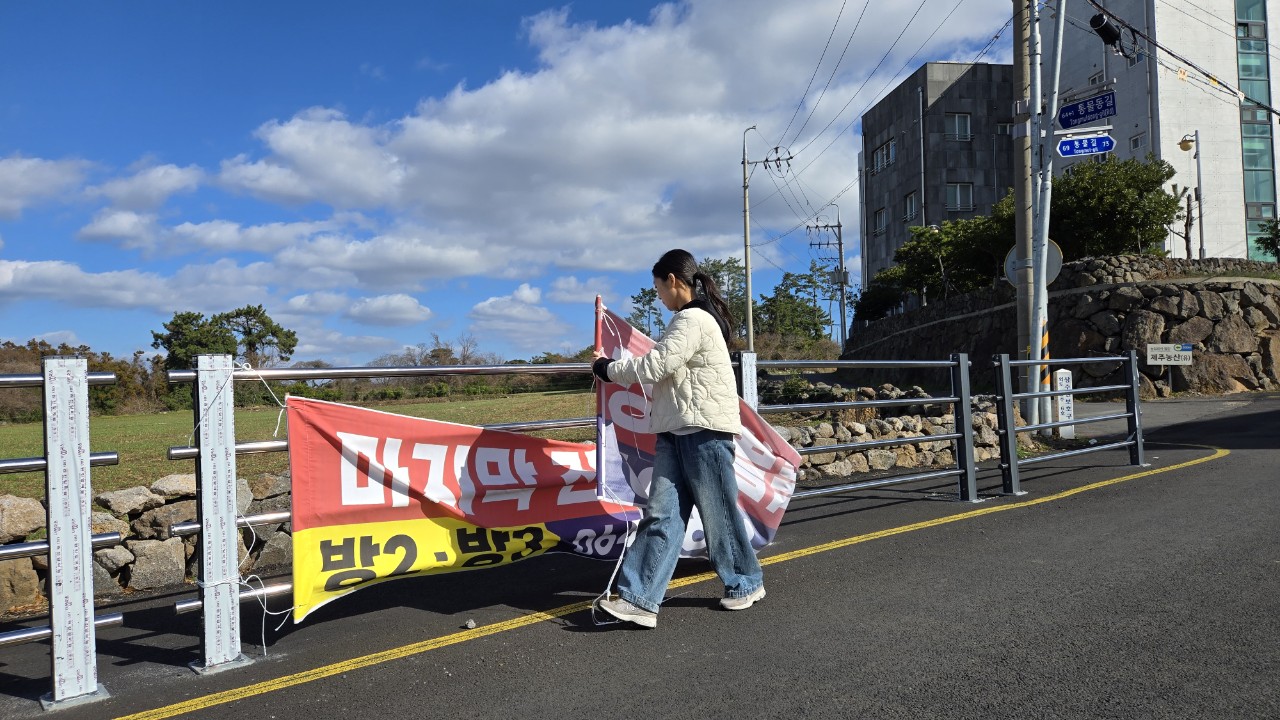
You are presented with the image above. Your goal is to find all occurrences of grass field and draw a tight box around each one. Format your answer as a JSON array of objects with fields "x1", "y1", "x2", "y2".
[{"x1": 0, "y1": 391, "x2": 599, "y2": 500}]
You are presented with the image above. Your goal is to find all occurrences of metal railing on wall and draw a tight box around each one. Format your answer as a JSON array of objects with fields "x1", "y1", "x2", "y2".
[
  {"x1": 0, "y1": 359, "x2": 121, "y2": 710},
  {"x1": 992, "y1": 351, "x2": 1146, "y2": 495},
  {"x1": 750, "y1": 354, "x2": 980, "y2": 503}
]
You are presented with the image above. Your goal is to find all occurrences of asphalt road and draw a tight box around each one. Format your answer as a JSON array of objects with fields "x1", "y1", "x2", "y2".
[{"x1": 1, "y1": 394, "x2": 1277, "y2": 720}]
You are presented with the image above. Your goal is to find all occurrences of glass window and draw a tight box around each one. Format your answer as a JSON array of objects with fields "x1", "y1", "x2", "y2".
[
  {"x1": 1239, "y1": 38, "x2": 1268, "y2": 53},
  {"x1": 1130, "y1": 133, "x2": 1147, "y2": 151},
  {"x1": 1239, "y1": 53, "x2": 1269, "y2": 79},
  {"x1": 946, "y1": 183, "x2": 973, "y2": 210},
  {"x1": 904, "y1": 192, "x2": 918, "y2": 221},
  {"x1": 1243, "y1": 123, "x2": 1272, "y2": 137},
  {"x1": 1238, "y1": 0, "x2": 1267, "y2": 22},
  {"x1": 1244, "y1": 169, "x2": 1276, "y2": 203},
  {"x1": 1246, "y1": 203, "x2": 1276, "y2": 218},
  {"x1": 944, "y1": 113, "x2": 971, "y2": 140},
  {"x1": 1241, "y1": 79, "x2": 1271, "y2": 104},
  {"x1": 996, "y1": 123, "x2": 1014, "y2": 135},
  {"x1": 1243, "y1": 107, "x2": 1270, "y2": 122},
  {"x1": 873, "y1": 208, "x2": 887, "y2": 234},
  {"x1": 1128, "y1": 49, "x2": 1146, "y2": 67},
  {"x1": 1243, "y1": 137, "x2": 1274, "y2": 169},
  {"x1": 1088, "y1": 71, "x2": 1104, "y2": 85}
]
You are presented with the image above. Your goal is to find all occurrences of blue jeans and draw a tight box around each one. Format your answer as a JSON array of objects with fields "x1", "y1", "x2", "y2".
[{"x1": 616, "y1": 430, "x2": 764, "y2": 613}]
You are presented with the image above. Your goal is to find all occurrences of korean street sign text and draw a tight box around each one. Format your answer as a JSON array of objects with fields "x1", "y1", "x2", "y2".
[
  {"x1": 1058, "y1": 133, "x2": 1115, "y2": 158},
  {"x1": 1057, "y1": 90, "x2": 1117, "y2": 129},
  {"x1": 1146, "y1": 343, "x2": 1193, "y2": 366}
]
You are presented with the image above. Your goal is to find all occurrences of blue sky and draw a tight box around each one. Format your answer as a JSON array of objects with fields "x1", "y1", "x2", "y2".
[{"x1": 1, "y1": 0, "x2": 1011, "y2": 365}]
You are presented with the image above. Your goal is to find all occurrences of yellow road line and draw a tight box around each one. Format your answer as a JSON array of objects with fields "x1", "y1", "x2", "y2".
[{"x1": 117, "y1": 446, "x2": 1228, "y2": 720}]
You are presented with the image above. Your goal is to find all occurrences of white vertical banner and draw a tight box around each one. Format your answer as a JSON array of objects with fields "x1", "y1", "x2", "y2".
[
  {"x1": 42, "y1": 357, "x2": 108, "y2": 706},
  {"x1": 1054, "y1": 369, "x2": 1075, "y2": 440},
  {"x1": 193, "y1": 355, "x2": 249, "y2": 673}
]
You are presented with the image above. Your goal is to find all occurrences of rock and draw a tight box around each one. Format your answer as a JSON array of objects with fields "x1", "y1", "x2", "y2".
[
  {"x1": 237, "y1": 476, "x2": 253, "y2": 516},
  {"x1": 131, "y1": 500, "x2": 197, "y2": 540},
  {"x1": 1197, "y1": 291, "x2": 1226, "y2": 320},
  {"x1": 254, "y1": 531, "x2": 293, "y2": 569},
  {"x1": 1054, "y1": 318, "x2": 1106, "y2": 356},
  {"x1": 125, "y1": 538, "x2": 187, "y2": 590},
  {"x1": 0, "y1": 558, "x2": 41, "y2": 614},
  {"x1": 1167, "y1": 316, "x2": 1214, "y2": 346},
  {"x1": 0, "y1": 495, "x2": 46, "y2": 544},
  {"x1": 893, "y1": 445, "x2": 918, "y2": 467},
  {"x1": 814, "y1": 423, "x2": 834, "y2": 439},
  {"x1": 846, "y1": 422, "x2": 867, "y2": 436},
  {"x1": 1072, "y1": 293, "x2": 1103, "y2": 319},
  {"x1": 89, "y1": 512, "x2": 130, "y2": 538},
  {"x1": 866, "y1": 449, "x2": 897, "y2": 471},
  {"x1": 1089, "y1": 311, "x2": 1123, "y2": 336},
  {"x1": 818, "y1": 459, "x2": 857, "y2": 479},
  {"x1": 95, "y1": 487, "x2": 164, "y2": 516},
  {"x1": 1245, "y1": 307, "x2": 1270, "y2": 331},
  {"x1": 1178, "y1": 290, "x2": 1201, "y2": 319},
  {"x1": 92, "y1": 561, "x2": 119, "y2": 597},
  {"x1": 149, "y1": 474, "x2": 197, "y2": 499},
  {"x1": 1108, "y1": 286, "x2": 1146, "y2": 311},
  {"x1": 1262, "y1": 332, "x2": 1280, "y2": 383},
  {"x1": 94, "y1": 545, "x2": 135, "y2": 575},
  {"x1": 1242, "y1": 283, "x2": 1267, "y2": 307},
  {"x1": 1208, "y1": 315, "x2": 1258, "y2": 354},
  {"x1": 806, "y1": 437, "x2": 838, "y2": 466},
  {"x1": 1173, "y1": 354, "x2": 1257, "y2": 394},
  {"x1": 1148, "y1": 295, "x2": 1180, "y2": 317},
  {"x1": 1121, "y1": 310, "x2": 1166, "y2": 355}
]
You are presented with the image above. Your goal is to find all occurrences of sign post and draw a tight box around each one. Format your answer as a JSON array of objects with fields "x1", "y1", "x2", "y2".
[{"x1": 1146, "y1": 343, "x2": 1194, "y2": 392}]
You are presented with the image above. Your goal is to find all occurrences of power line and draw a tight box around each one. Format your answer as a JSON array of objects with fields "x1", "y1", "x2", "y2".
[
  {"x1": 775, "y1": 0, "x2": 853, "y2": 147},
  {"x1": 784, "y1": 0, "x2": 873, "y2": 147}
]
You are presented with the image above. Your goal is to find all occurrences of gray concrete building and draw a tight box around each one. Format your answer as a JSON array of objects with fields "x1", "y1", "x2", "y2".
[{"x1": 859, "y1": 62, "x2": 1017, "y2": 284}]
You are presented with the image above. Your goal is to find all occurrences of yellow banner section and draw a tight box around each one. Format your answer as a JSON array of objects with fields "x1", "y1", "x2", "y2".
[{"x1": 294, "y1": 517, "x2": 562, "y2": 620}]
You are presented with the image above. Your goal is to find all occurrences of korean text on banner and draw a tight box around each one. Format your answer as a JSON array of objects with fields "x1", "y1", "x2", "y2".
[
  {"x1": 595, "y1": 308, "x2": 800, "y2": 554},
  {"x1": 287, "y1": 397, "x2": 637, "y2": 622}
]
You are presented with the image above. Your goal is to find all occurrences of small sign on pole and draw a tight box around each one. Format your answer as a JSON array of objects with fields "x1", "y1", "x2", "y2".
[
  {"x1": 1145, "y1": 343, "x2": 1194, "y2": 366},
  {"x1": 1054, "y1": 369, "x2": 1075, "y2": 440}
]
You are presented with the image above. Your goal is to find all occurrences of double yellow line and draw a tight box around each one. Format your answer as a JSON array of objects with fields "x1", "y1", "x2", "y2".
[{"x1": 118, "y1": 446, "x2": 1228, "y2": 720}]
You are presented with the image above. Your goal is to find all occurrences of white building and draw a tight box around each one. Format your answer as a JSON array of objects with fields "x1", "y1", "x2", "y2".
[{"x1": 1049, "y1": 0, "x2": 1277, "y2": 260}]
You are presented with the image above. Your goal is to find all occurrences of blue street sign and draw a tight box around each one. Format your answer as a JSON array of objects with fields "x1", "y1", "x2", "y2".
[
  {"x1": 1057, "y1": 133, "x2": 1115, "y2": 158},
  {"x1": 1057, "y1": 90, "x2": 1117, "y2": 129}
]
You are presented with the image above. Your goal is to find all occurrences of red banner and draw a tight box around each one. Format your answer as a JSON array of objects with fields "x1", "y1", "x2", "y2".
[{"x1": 288, "y1": 397, "x2": 637, "y2": 621}]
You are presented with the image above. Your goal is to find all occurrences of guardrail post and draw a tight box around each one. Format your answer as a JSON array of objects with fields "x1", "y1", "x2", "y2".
[
  {"x1": 40, "y1": 357, "x2": 109, "y2": 709},
  {"x1": 950, "y1": 353, "x2": 978, "y2": 502},
  {"x1": 993, "y1": 354, "x2": 1024, "y2": 495},
  {"x1": 732, "y1": 351, "x2": 758, "y2": 410},
  {"x1": 1124, "y1": 350, "x2": 1147, "y2": 467},
  {"x1": 191, "y1": 354, "x2": 250, "y2": 674}
]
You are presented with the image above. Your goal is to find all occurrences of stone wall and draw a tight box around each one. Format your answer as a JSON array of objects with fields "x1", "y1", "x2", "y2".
[
  {"x1": 0, "y1": 472, "x2": 294, "y2": 615},
  {"x1": 846, "y1": 256, "x2": 1280, "y2": 395}
]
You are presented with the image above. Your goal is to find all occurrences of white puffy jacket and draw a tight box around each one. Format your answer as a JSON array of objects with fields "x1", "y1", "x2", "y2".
[{"x1": 606, "y1": 304, "x2": 741, "y2": 435}]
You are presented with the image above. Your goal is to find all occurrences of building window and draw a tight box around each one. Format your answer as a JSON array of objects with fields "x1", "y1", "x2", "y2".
[
  {"x1": 872, "y1": 138, "x2": 897, "y2": 174},
  {"x1": 996, "y1": 122, "x2": 1014, "y2": 135},
  {"x1": 873, "y1": 208, "x2": 887, "y2": 236},
  {"x1": 944, "y1": 113, "x2": 971, "y2": 141},
  {"x1": 945, "y1": 183, "x2": 974, "y2": 211},
  {"x1": 1130, "y1": 132, "x2": 1147, "y2": 151},
  {"x1": 903, "y1": 192, "x2": 919, "y2": 222},
  {"x1": 1127, "y1": 48, "x2": 1146, "y2": 67},
  {"x1": 1243, "y1": 137, "x2": 1274, "y2": 169},
  {"x1": 1088, "y1": 71, "x2": 1104, "y2": 85}
]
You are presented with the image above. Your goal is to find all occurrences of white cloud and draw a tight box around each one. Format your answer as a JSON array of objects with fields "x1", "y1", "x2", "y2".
[
  {"x1": 169, "y1": 218, "x2": 339, "y2": 254},
  {"x1": 88, "y1": 163, "x2": 202, "y2": 209},
  {"x1": 548, "y1": 275, "x2": 612, "y2": 304},
  {"x1": 274, "y1": 229, "x2": 501, "y2": 288},
  {"x1": 0, "y1": 155, "x2": 88, "y2": 219},
  {"x1": 345, "y1": 294, "x2": 433, "y2": 325},
  {"x1": 0, "y1": 258, "x2": 272, "y2": 313},
  {"x1": 219, "y1": 107, "x2": 405, "y2": 207},
  {"x1": 285, "y1": 291, "x2": 351, "y2": 315},
  {"x1": 36, "y1": 330, "x2": 79, "y2": 346},
  {"x1": 77, "y1": 209, "x2": 160, "y2": 250},
  {"x1": 468, "y1": 284, "x2": 570, "y2": 353}
]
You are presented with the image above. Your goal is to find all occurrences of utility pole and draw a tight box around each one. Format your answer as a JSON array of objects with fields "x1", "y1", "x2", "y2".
[
  {"x1": 1013, "y1": 0, "x2": 1036, "y2": 419},
  {"x1": 807, "y1": 209, "x2": 848, "y2": 348},
  {"x1": 741, "y1": 128, "x2": 795, "y2": 352}
]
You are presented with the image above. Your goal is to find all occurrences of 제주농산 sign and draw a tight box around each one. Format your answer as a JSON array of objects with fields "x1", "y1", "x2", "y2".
[{"x1": 1146, "y1": 343, "x2": 1194, "y2": 366}]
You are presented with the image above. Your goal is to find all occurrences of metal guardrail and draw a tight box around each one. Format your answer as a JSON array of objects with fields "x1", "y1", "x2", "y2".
[
  {"x1": 755, "y1": 354, "x2": 980, "y2": 502},
  {"x1": 993, "y1": 351, "x2": 1145, "y2": 495}
]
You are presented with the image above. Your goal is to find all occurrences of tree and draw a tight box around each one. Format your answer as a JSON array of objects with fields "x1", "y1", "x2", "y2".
[
  {"x1": 1050, "y1": 154, "x2": 1181, "y2": 258},
  {"x1": 698, "y1": 255, "x2": 750, "y2": 342},
  {"x1": 756, "y1": 263, "x2": 831, "y2": 342},
  {"x1": 212, "y1": 304, "x2": 298, "y2": 368},
  {"x1": 151, "y1": 311, "x2": 237, "y2": 370},
  {"x1": 625, "y1": 287, "x2": 665, "y2": 337}
]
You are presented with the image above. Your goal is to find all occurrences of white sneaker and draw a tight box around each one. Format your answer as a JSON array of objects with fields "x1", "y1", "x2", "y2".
[
  {"x1": 720, "y1": 586, "x2": 766, "y2": 611},
  {"x1": 599, "y1": 597, "x2": 658, "y2": 628}
]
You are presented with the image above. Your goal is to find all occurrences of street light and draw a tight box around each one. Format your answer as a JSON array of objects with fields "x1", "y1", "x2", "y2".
[{"x1": 1179, "y1": 131, "x2": 1207, "y2": 260}]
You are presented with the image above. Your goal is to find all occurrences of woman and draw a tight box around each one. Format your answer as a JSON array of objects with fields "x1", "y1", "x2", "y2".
[{"x1": 592, "y1": 249, "x2": 764, "y2": 629}]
